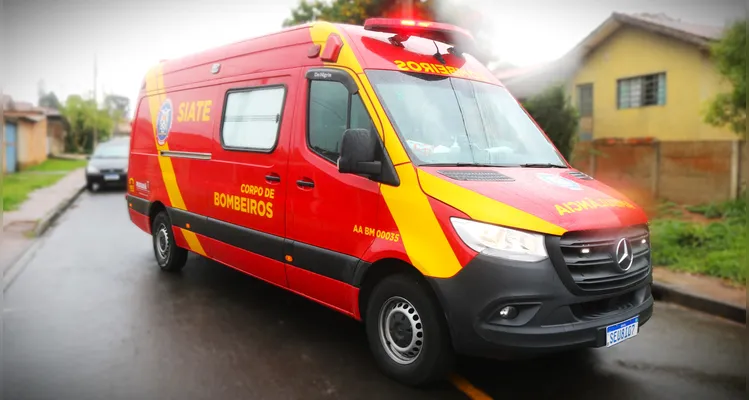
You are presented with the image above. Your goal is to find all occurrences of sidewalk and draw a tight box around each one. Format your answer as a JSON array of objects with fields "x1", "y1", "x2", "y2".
[
  {"x1": 1, "y1": 168, "x2": 86, "y2": 273},
  {"x1": 653, "y1": 267, "x2": 746, "y2": 323}
]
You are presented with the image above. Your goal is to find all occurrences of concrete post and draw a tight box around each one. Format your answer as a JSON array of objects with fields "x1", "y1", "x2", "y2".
[
  {"x1": 652, "y1": 141, "x2": 661, "y2": 199},
  {"x1": 729, "y1": 140, "x2": 740, "y2": 199}
]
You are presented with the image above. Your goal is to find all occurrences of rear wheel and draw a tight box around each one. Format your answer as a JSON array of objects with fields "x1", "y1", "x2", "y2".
[
  {"x1": 365, "y1": 273, "x2": 454, "y2": 386},
  {"x1": 151, "y1": 211, "x2": 188, "y2": 272}
]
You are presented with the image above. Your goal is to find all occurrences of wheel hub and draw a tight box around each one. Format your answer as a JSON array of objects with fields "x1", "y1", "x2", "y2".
[
  {"x1": 378, "y1": 296, "x2": 424, "y2": 365},
  {"x1": 156, "y1": 224, "x2": 170, "y2": 262}
]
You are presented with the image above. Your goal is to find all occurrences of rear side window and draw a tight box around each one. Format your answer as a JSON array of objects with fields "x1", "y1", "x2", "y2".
[
  {"x1": 308, "y1": 81, "x2": 375, "y2": 163},
  {"x1": 221, "y1": 86, "x2": 285, "y2": 151}
]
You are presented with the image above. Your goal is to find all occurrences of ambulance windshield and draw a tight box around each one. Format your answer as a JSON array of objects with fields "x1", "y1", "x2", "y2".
[{"x1": 366, "y1": 70, "x2": 566, "y2": 167}]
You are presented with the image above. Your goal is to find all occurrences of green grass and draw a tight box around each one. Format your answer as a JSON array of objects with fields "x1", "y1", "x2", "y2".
[
  {"x1": 24, "y1": 158, "x2": 86, "y2": 172},
  {"x1": 651, "y1": 195, "x2": 747, "y2": 284},
  {"x1": 2, "y1": 158, "x2": 86, "y2": 211}
]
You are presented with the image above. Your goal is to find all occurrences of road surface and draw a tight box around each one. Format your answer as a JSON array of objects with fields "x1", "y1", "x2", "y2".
[{"x1": 4, "y1": 191, "x2": 745, "y2": 400}]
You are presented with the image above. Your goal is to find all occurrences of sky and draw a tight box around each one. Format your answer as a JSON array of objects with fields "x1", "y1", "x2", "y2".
[{"x1": 1, "y1": 0, "x2": 745, "y2": 117}]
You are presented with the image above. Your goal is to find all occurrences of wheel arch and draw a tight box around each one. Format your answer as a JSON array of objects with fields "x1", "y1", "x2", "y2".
[
  {"x1": 356, "y1": 257, "x2": 449, "y2": 327},
  {"x1": 148, "y1": 201, "x2": 167, "y2": 232}
]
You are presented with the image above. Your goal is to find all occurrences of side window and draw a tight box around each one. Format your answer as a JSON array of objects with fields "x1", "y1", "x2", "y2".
[
  {"x1": 222, "y1": 86, "x2": 285, "y2": 151},
  {"x1": 308, "y1": 80, "x2": 376, "y2": 163}
]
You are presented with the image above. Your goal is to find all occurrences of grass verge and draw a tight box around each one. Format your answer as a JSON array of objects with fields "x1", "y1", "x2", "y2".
[
  {"x1": 2, "y1": 158, "x2": 86, "y2": 212},
  {"x1": 651, "y1": 195, "x2": 747, "y2": 284}
]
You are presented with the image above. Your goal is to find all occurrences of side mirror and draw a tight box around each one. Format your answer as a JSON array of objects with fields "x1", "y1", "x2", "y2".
[{"x1": 338, "y1": 129, "x2": 381, "y2": 176}]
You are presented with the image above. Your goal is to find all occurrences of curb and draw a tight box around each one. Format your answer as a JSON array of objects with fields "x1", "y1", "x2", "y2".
[
  {"x1": 3, "y1": 238, "x2": 44, "y2": 291},
  {"x1": 652, "y1": 281, "x2": 746, "y2": 324},
  {"x1": 32, "y1": 185, "x2": 86, "y2": 238}
]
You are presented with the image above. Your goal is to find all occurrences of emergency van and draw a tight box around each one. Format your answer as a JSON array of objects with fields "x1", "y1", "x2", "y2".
[{"x1": 126, "y1": 18, "x2": 653, "y2": 385}]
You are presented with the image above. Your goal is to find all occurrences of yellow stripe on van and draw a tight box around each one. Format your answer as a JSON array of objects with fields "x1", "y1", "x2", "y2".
[
  {"x1": 380, "y1": 164, "x2": 463, "y2": 278},
  {"x1": 417, "y1": 169, "x2": 567, "y2": 236},
  {"x1": 145, "y1": 64, "x2": 206, "y2": 256},
  {"x1": 308, "y1": 22, "x2": 462, "y2": 278}
]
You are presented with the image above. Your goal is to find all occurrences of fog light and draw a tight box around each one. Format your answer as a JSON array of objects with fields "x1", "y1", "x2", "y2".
[{"x1": 498, "y1": 306, "x2": 518, "y2": 319}]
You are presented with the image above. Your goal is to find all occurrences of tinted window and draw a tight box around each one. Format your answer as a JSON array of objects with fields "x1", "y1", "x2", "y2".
[
  {"x1": 222, "y1": 86, "x2": 285, "y2": 151},
  {"x1": 308, "y1": 81, "x2": 375, "y2": 163}
]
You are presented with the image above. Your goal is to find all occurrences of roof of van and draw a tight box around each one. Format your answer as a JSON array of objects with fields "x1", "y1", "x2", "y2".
[{"x1": 145, "y1": 21, "x2": 498, "y2": 92}]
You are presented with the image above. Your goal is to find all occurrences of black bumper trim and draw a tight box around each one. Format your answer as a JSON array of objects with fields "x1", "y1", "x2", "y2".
[
  {"x1": 126, "y1": 194, "x2": 150, "y2": 216},
  {"x1": 427, "y1": 254, "x2": 654, "y2": 358},
  {"x1": 163, "y1": 207, "x2": 360, "y2": 285}
]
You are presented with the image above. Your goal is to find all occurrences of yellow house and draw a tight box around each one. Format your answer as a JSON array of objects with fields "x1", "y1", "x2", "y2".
[{"x1": 498, "y1": 12, "x2": 737, "y2": 142}]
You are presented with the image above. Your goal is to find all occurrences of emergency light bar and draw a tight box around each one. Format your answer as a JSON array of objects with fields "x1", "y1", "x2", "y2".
[{"x1": 363, "y1": 18, "x2": 475, "y2": 55}]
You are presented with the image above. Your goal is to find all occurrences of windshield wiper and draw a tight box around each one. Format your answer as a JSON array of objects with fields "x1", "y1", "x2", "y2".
[{"x1": 519, "y1": 163, "x2": 567, "y2": 168}]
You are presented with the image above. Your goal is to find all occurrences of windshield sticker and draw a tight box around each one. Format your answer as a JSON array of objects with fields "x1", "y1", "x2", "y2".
[
  {"x1": 537, "y1": 173, "x2": 581, "y2": 191},
  {"x1": 156, "y1": 98, "x2": 173, "y2": 145},
  {"x1": 555, "y1": 198, "x2": 636, "y2": 216},
  {"x1": 393, "y1": 60, "x2": 487, "y2": 81}
]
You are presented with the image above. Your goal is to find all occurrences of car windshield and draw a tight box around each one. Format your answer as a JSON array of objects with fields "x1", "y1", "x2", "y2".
[
  {"x1": 366, "y1": 70, "x2": 566, "y2": 167},
  {"x1": 93, "y1": 144, "x2": 129, "y2": 159}
]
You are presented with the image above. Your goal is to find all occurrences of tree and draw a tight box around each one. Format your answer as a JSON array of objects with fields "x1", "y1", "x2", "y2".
[
  {"x1": 38, "y1": 91, "x2": 63, "y2": 110},
  {"x1": 104, "y1": 94, "x2": 131, "y2": 135},
  {"x1": 522, "y1": 85, "x2": 579, "y2": 161},
  {"x1": 60, "y1": 95, "x2": 116, "y2": 153},
  {"x1": 704, "y1": 19, "x2": 746, "y2": 138},
  {"x1": 283, "y1": 0, "x2": 495, "y2": 63}
]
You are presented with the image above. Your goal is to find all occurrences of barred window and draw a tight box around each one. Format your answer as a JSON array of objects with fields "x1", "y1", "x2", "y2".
[{"x1": 617, "y1": 73, "x2": 666, "y2": 109}]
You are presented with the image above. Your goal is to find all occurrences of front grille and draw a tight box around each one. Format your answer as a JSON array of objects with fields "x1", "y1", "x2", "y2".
[
  {"x1": 100, "y1": 168, "x2": 124, "y2": 174},
  {"x1": 558, "y1": 224, "x2": 650, "y2": 292}
]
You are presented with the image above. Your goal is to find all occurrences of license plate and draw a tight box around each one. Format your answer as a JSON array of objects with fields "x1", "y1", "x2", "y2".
[
  {"x1": 104, "y1": 174, "x2": 120, "y2": 181},
  {"x1": 605, "y1": 316, "x2": 639, "y2": 347}
]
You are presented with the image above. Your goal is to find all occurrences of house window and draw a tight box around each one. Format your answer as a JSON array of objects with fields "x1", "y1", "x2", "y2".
[
  {"x1": 617, "y1": 73, "x2": 666, "y2": 109},
  {"x1": 577, "y1": 83, "x2": 593, "y2": 117},
  {"x1": 221, "y1": 86, "x2": 286, "y2": 151}
]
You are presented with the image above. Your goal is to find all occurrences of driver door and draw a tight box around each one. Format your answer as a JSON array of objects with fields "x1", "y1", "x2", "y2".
[{"x1": 284, "y1": 70, "x2": 381, "y2": 311}]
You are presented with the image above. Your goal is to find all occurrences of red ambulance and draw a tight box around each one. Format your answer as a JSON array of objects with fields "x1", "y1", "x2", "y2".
[{"x1": 126, "y1": 18, "x2": 653, "y2": 385}]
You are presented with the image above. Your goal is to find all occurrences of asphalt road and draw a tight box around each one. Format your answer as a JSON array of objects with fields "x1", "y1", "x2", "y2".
[{"x1": 3, "y1": 191, "x2": 746, "y2": 400}]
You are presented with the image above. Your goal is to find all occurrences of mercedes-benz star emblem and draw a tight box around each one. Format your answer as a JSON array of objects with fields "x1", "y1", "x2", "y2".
[{"x1": 615, "y1": 238, "x2": 634, "y2": 272}]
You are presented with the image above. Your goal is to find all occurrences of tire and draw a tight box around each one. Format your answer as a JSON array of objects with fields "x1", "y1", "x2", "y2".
[
  {"x1": 365, "y1": 273, "x2": 455, "y2": 386},
  {"x1": 87, "y1": 181, "x2": 100, "y2": 192},
  {"x1": 151, "y1": 211, "x2": 188, "y2": 272}
]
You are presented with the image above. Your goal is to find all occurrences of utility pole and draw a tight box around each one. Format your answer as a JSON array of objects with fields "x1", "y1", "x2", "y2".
[{"x1": 92, "y1": 53, "x2": 98, "y2": 150}]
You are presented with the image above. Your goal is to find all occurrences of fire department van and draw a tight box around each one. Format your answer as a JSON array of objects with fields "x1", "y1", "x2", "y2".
[{"x1": 126, "y1": 18, "x2": 653, "y2": 385}]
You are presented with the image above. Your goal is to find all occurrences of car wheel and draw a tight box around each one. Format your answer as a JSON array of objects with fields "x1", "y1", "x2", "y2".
[
  {"x1": 87, "y1": 181, "x2": 100, "y2": 192},
  {"x1": 365, "y1": 273, "x2": 455, "y2": 386},
  {"x1": 151, "y1": 211, "x2": 188, "y2": 272}
]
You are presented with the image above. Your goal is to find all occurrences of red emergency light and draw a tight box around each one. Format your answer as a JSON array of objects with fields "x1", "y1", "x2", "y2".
[{"x1": 363, "y1": 18, "x2": 475, "y2": 55}]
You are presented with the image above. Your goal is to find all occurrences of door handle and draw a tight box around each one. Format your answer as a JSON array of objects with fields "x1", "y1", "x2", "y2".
[
  {"x1": 265, "y1": 174, "x2": 281, "y2": 183},
  {"x1": 296, "y1": 179, "x2": 315, "y2": 188}
]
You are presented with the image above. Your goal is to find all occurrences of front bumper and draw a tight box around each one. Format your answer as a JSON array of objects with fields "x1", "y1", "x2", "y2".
[{"x1": 427, "y1": 254, "x2": 653, "y2": 358}]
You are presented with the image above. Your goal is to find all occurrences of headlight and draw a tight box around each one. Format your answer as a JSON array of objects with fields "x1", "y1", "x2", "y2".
[
  {"x1": 450, "y1": 217, "x2": 548, "y2": 262},
  {"x1": 86, "y1": 164, "x2": 99, "y2": 173}
]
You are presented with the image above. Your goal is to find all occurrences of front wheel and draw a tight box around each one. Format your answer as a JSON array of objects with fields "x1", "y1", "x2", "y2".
[
  {"x1": 151, "y1": 211, "x2": 188, "y2": 272},
  {"x1": 365, "y1": 273, "x2": 455, "y2": 386}
]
